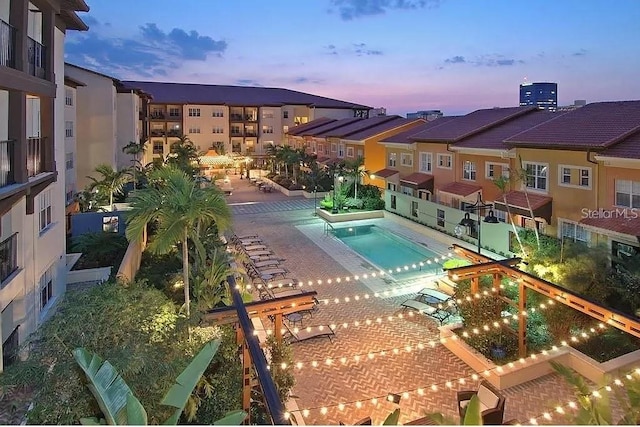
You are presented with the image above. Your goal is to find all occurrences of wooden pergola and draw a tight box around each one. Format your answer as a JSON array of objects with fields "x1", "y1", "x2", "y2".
[
  {"x1": 448, "y1": 244, "x2": 640, "y2": 357},
  {"x1": 203, "y1": 284, "x2": 318, "y2": 423}
]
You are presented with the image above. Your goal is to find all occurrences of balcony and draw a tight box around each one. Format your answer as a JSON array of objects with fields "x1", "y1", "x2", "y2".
[
  {"x1": 244, "y1": 115, "x2": 258, "y2": 122},
  {"x1": 150, "y1": 129, "x2": 165, "y2": 137},
  {"x1": 150, "y1": 112, "x2": 165, "y2": 119},
  {"x1": 0, "y1": 140, "x2": 16, "y2": 188},
  {"x1": 27, "y1": 37, "x2": 46, "y2": 79},
  {"x1": 167, "y1": 129, "x2": 181, "y2": 137},
  {"x1": 0, "y1": 19, "x2": 16, "y2": 69},
  {"x1": 27, "y1": 137, "x2": 44, "y2": 177},
  {"x1": 230, "y1": 114, "x2": 244, "y2": 121},
  {"x1": 0, "y1": 232, "x2": 18, "y2": 287},
  {"x1": 245, "y1": 131, "x2": 257, "y2": 137},
  {"x1": 230, "y1": 130, "x2": 243, "y2": 137}
]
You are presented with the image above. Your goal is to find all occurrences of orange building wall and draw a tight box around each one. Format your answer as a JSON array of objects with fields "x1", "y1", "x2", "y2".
[{"x1": 456, "y1": 153, "x2": 515, "y2": 203}]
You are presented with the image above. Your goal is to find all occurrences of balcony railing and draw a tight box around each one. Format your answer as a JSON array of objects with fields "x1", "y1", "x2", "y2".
[
  {"x1": 244, "y1": 115, "x2": 258, "y2": 122},
  {"x1": 27, "y1": 37, "x2": 46, "y2": 79},
  {"x1": 245, "y1": 131, "x2": 257, "y2": 137},
  {"x1": 230, "y1": 130, "x2": 243, "y2": 137},
  {"x1": 167, "y1": 130, "x2": 181, "y2": 137},
  {"x1": 0, "y1": 139, "x2": 16, "y2": 188},
  {"x1": 27, "y1": 137, "x2": 44, "y2": 177},
  {"x1": 150, "y1": 112, "x2": 165, "y2": 119},
  {"x1": 0, "y1": 232, "x2": 18, "y2": 286},
  {"x1": 0, "y1": 19, "x2": 16, "y2": 69},
  {"x1": 230, "y1": 114, "x2": 244, "y2": 121}
]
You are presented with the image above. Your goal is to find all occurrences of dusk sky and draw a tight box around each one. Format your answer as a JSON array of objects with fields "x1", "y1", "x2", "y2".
[{"x1": 65, "y1": 0, "x2": 640, "y2": 116}]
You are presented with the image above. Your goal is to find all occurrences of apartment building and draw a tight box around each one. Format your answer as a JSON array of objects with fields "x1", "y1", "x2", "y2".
[
  {"x1": 376, "y1": 101, "x2": 640, "y2": 257},
  {"x1": 63, "y1": 76, "x2": 84, "y2": 226},
  {"x1": 120, "y1": 81, "x2": 371, "y2": 164},
  {"x1": 64, "y1": 64, "x2": 146, "y2": 190},
  {"x1": 0, "y1": 0, "x2": 88, "y2": 371}
]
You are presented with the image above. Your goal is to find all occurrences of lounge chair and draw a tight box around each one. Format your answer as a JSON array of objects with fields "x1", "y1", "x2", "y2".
[
  {"x1": 245, "y1": 250, "x2": 273, "y2": 257},
  {"x1": 417, "y1": 288, "x2": 452, "y2": 304},
  {"x1": 243, "y1": 244, "x2": 268, "y2": 251},
  {"x1": 457, "y1": 380, "x2": 506, "y2": 425},
  {"x1": 254, "y1": 259, "x2": 281, "y2": 268},
  {"x1": 283, "y1": 322, "x2": 336, "y2": 343},
  {"x1": 401, "y1": 298, "x2": 453, "y2": 325},
  {"x1": 257, "y1": 267, "x2": 288, "y2": 278}
]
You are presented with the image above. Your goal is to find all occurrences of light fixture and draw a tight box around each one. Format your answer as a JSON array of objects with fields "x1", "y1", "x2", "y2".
[
  {"x1": 459, "y1": 212, "x2": 475, "y2": 228},
  {"x1": 484, "y1": 209, "x2": 499, "y2": 224}
]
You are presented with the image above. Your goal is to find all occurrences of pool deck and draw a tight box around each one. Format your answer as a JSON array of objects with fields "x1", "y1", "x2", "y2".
[{"x1": 227, "y1": 174, "x2": 578, "y2": 425}]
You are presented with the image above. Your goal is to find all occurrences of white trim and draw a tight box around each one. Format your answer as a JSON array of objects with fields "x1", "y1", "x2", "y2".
[
  {"x1": 462, "y1": 160, "x2": 477, "y2": 181},
  {"x1": 437, "y1": 153, "x2": 452, "y2": 170},
  {"x1": 485, "y1": 162, "x2": 510, "y2": 180},
  {"x1": 594, "y1": 156, "x2": 640, "y2": 169},
  {"x1": 400, "y1": 152, "x2": 413, "y2": 167},
  {"x1": 418, "y1": 151, "x2": 432, "y2": 173},
  {"x1": 522, "y1": 161, "x2": 549, "y2": 193},
  {"x1": 450, "y1": 147, "x2": 516, "y2": 158},
  {"x1": 379, "y1": 142, "x2": 417, "y2": 149},
  {"x1": 557, "y1": 164, "x2": 592, "y2": 190}
]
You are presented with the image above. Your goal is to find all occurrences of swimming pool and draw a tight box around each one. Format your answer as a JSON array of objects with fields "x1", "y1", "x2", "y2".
[{"x1": 331, "y1": 225, "x2": 444, "y2": 278}]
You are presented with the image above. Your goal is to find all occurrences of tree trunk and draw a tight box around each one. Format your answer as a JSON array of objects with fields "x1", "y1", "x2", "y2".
[
  {"x1": 182, "y1": 227, "x2": 190, "y2": 316},
  {"x1": 521, "y1": 187, "x2": 541, "y2": 248},
  {"x1": 503, "y1": 193, "x2": 526, "y2": 257}
]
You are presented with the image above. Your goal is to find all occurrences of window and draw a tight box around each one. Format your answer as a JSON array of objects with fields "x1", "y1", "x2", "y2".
[
  {"x1": 262, "y1": 110, "x2": 274, "y2": 119},
  {"x1": 103, "y1": 216, "x2": 119, "y2": 233},
  {"x1": 317, "y1": 143, "x2": 324, "y2": 154},
  {"x1": 419, "y1": 152, "x2": 432, "y2": 172},
  {"x1": 561, "y1": 220, "x2": 589, "y2": 243},
  {"x1": 387, "y1": 183, "x2": 397, "y2": 191},
  {"x1": 615, "y1": 180, "x2": 640, "y2": 208},
  {"x1": 188, "y1": 108, "x2": 201, "y2": 117},
  {"x1": 388, "y1": 153, "x2": 397, "y2": 167},
  {"x1": 188, "y1": 126, "x2": 200, "y2": 134},
  {"x1": 437, "y1": 154, "x2": 452, "y2": 169},
  {"x1": 524, "y1": 162, "x2": 548, "y2": 191},
  {"x1": 487, "y1": 164, "x2": 495, "y2": 179},
  {"x1": 486, "y1": 162, "x2": 509, "y2": 179},
  {"x1": 562, "y1": 167, "x2": 571, "y2": 184},
  {"x1": 262, "y1": 125, "x2": 274, "y2": 134},
  {"x1": 401, "y1": 153, "x2": 413, "y2": 167},
  {"x1": 401, "y1": 186, "x2": 413, "y2": 196},
  {"x1": 212, "y1": 126, "x2": 224, "y2": 134},
  {"x1": 65, "y1": 89, "x2": 73, "y2": 106},
  {"x1": 39, "y1": 265, "x2": 53, "y2": 310},
  {"x1": 65, "y1": 153, "x2": 73, "y2": 170},
  {"x1": 580, "y1": 169, "x2": 590, "y2": 186},
  {"x1": 346, "y1": 147, "x2": 354, "y2": 158},
  {"x1": 283, "y1": 111, "x2": 289, "y2": 119},
  {"x1": 65, "y1": 121, "x2": 73, "y2": 138},
  {"x1": 212, "y1": 109, "x2": 224, "y2": 117},
  {"x1": 411, "y1": 201, "x2": 419, "y2": 217},
  {"x1": 169, "y1": 108, "x2": 180, "y2": 117},
  {"x1": 357, "y1": 149, "x2": 363, "y2": 157},
  {"x1": 338, "y1": 143, "x2": 345, "y2": 157},
  {"x1": 558, "y1": 165, "x2": 591, "y2": 188},
  {"x1": 331, "y1": 143, "x2": 337, "y2": 153},
  {"x1": 39, "y1": 190, "x2": 52, "y2": 232},
  {"x1": 462, "y1": 161, "x2": 476, "y2": 181},
  {"x1": 391, "y1": 195, "x2": 396, "y2": 209},
  {"x1": 437, "y1": 209, "x2": 445, "y2": 227},
  {"x1": 283, "y1": 125, "x2": 289, "y2": 133},
  {"x1": 152, "y1": 140, "x2": 163, "y2": 154},
  {"x1": 66, "y1": 189, "x2": 74, "y2": 204}
]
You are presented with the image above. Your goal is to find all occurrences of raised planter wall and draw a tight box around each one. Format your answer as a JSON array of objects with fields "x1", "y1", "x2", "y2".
[
  {"x1": 316, "y1": 209, "x2": 385, "y2": 223},
  {"x1": 67, "y1": 266, "x2": 112, "y2": 284},
  {"x1": 439, "y1": 323, "x2": 640, "y2": 390},
  {"x1": 116, "y1": 227, "x2": 148, "y2": 283}
]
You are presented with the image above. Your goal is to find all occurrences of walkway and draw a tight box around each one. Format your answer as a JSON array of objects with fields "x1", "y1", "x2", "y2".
[{"x1": 228, "y1": 174, "x2": 577, "y2": 425}]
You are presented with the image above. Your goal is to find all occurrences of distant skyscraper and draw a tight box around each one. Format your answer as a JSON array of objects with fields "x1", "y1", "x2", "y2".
[
  {"x1": 519, "y1": 82, "x2": 558, "y2": 111},
  {"x1": 406, "y1": 110, "x2": 443, "y2": 121}
]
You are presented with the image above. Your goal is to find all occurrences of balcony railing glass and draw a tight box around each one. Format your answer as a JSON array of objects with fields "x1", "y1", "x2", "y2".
[
  {"x1": 27, "y1": 37, "x2": 46, "y2": 79},
  {"x1": 0, "y1": 19, "x2": 16, "y2": 69},
  {"x1": 0, "y1": 232, "x2": 18, "y2": 286},
  {"x1": 27, "y1": 137, "x2": 44, "y2": 177},
  {"x1": 0, "y1": 139, "x2": 15, "y2": 188}
]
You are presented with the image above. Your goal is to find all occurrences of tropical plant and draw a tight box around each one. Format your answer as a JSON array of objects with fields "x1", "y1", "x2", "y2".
[
  {"x1": 344, "y1": 156, "x2": 367, "y2": 199},
  {"x1": 126, "y1": 166, "x2": 232, "y2": 316},
  {"x1": 73, "y1": 340, "x2": 247, "y2": 425},
  {"x1": 492, "y1": 174, "x2": 525, "y2": 256},
  {"x1": 86, "y1": 164, "x2": 131, "y2": 210},
  {"x1": 122, "y1": 140, "x2": 146, "y2": 190},
  {"x1": 427, "y1": 394, "x2": 483, "y2": 425},
  {"x1": 166, "y1": 135, "x2": 201, "y2": 177},
  {"x1": 71, "y1": 232, "x2": 129, "y2": 270},
  {"x1": 212, "y1": 141, "x2": 226, "y2": 156},
  {"x1": 191, "y1": 247, "x2": 238, "y2": 311},
  {"x1": 513, "y1": 156, "x2": 541, "y2": 249}
]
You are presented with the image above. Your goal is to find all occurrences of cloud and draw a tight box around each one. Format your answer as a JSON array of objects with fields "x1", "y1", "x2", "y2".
[
  {"x1": 572, "y1": 48, "x2": 588, "y2": 57},
  {"x1": 442, "y1": 54, "x2": 524, "y2": 67},
  {"x1": 329, "y1": 0, "x2": 441, "y2": 20},
  {"x1": 64, "y1": 18, "x2": 227, "y2": 78},
  {"x1": 324, "y1": 42, "x2": 384, "y2": 56}
]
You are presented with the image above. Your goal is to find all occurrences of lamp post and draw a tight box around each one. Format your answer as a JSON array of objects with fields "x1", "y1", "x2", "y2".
[
  {"x1": 245, "y1": 157, "x2": 251, "y2": 180},
  {"x1": 313, "y1": 185, "x2": 318, "y2": 216},
  {"x1": 455, "y1": 192, "x2": 499, "y2": 254}
]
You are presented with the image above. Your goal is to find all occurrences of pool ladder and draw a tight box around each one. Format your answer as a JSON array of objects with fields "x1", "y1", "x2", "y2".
[{"x1": 323, "y1": 220, "x2": 335, "y2": 236}]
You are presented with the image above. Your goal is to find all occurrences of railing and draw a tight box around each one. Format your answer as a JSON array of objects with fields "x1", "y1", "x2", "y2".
[
  {"x1": 230, "y1": 114, "x2": 243, "y2": 121},
  {"x1": 230, "y1": 130, "x2": 243, "y2": 136},
  {"x1": 244, "y1": 115, "x2": 257, "y2": 122},
  {"x1": 0, "y1": 139, "x2": 16, "y2": 188},
  {"x1": 167, "y1": 130, "x2": 181, "y2": 137},
  {"x1": 150, "y1": 130, "x2": 165, "y2": 137},
  {"x1": 27, "y1": 137, "x2": 44, "y2": 177},
  {"x1": 150, "y1": 112, "x2": 165, "y2": 119},
  {"x1": 0, "y1": 19, "x2": 16, "y2": 69},
  {"x1": 244, "y1": 131, "x2": 257, "y2": 137},
  {"x1": 27, "y1": 37, "x2": 46, "y2": 79},
  {"x1": 0, "y1": 232, "x2": 18, "y2": 286}
]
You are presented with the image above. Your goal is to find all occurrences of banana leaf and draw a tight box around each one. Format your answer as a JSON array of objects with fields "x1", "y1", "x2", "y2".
[
  {"x1": 73, "y1": 348, "x2": 148, "y2": 425},
  {"x1": 161, "y1": 340, "x2": 221, "y2": 425},
  {"x1": 462, "y1": 395, "x2": 482, "y2": 425},
  {"x1": 383, "y1": 408, "x2": 400, "y2": 425}
]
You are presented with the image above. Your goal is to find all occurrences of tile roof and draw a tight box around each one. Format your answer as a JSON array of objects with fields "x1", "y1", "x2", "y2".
[
  {"x1": 453, "y1": 110, "x2": 562, "y2": 150},
  {"x1": 380, "y1": 117, "x2": 458, "y2": 144},
  {"x1": 410, "y1": 106, "x2": 536, "y2": 142},
  {"x1": 505, "y1": 100, "x2": 640, "y2": 149},
  {"x1": 580, "y1": 216, "x2": 640, "y2": 237},
  {"x1": 299, "y1": 117, "x2": 362, "y2": 137},
  {"x1": 315, "y1": 116, "x2": 401, "y2": 137},
  {"x1": 287, "y1": 118, "x2": 336, "y2": 136},
  {"x1": 400, "y1": 173, "x2": 434, "y2": 192},
  {"x1": 438, "y1": 182, "x2": 482, "y2": 197},
  {"x1": 122, "y1": 80, "x2": 371, "y2": 109},
  {"x1": 496, "y1": 191, "x2": 552, "y2": 211},
  {"x1": 340, "y1": 118, "x2": 424, "y2": 140},
  {"x1": 372, "y1": 168, "x2": 399, "y2": 178},
  {"x1": 597, "y1": 130, "x2": 640, "y2": 159}
]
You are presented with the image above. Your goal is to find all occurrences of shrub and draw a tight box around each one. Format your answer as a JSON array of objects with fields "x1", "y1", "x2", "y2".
[
  {"x1": 70, "y1": 232, "x2": 129, "y2": 270},
  {"x1": 288, "y1": 183, "x2": 303, "y2": 191},
  {"x1": 344, "y1": 197, "x2": 364, "y2": 209},
  {"x1": 363, "y1": 197, "x2": 385, "y2": 210},
  {"x1": 358, "y1": 184, "x2": 382, "y2": 199}
]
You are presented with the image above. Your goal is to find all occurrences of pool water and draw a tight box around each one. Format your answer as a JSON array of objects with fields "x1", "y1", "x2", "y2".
[{"x1": 332, "y1": 225, "x2": 443, "y2": 278}]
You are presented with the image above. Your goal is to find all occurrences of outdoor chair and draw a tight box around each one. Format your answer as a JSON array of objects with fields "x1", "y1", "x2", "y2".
[
  {"x1": 400, "y1": 298, "x2": 454, "y2": 325},
  {"x1": 457, "y1": 380, "x2": 506, "y2": 425},
  {"x1": 253, "y1": 259, "x2": 281, "y2": 268},
  {"x1": 283, "y1": 322, "x2": 336, "y2": 344},
  {"x1": 257, "y1": 267, "x2": 288, "y2": 278},
  {"x1": 243, "y1": 244, "x2": 268, "y2": 251}
]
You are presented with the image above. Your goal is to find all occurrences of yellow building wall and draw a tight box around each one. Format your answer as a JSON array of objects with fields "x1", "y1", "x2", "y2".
[{"x1": 412, "y1": 142, "x2": 456, "y2": 191}]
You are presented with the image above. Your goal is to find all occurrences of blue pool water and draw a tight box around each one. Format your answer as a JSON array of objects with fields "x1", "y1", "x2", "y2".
[{"x1": 332, "y1": 225, "x2": 443, "y2": 278}]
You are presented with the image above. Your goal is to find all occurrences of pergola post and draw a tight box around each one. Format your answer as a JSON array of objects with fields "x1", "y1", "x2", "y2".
[
  {"x1": 518, "y1": 281, "x2": 527, "y2": 358},
  {"x1": 274, "y1": 313, "x2": 283, "y2": 344},
  {"x1": 236, "y1": 326, "x2": 252, "y2": 419},
  {"x1": 492, "y1": 273, "x2": 501, "y2": 292},
  {"x1": 471, "y1": 277, "x2": 479, "y2": 294}
]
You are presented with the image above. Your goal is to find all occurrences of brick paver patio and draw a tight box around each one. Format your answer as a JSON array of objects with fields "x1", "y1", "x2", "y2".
[{"x1": 228, "y1": 174, "x2": 580, "y2": 425}]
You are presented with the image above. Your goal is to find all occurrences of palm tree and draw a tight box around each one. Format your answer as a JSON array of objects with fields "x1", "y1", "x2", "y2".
[
  {"x1": 126, "y1": 166, "x2": 232, "y2": 316},
  {"x1": 344, "y1": 156, "x2": 366, "y2": 199},
  {"x1": 515, "y1": 156, "x2": 542, "y2": 249},
  {"x1": 86, "y1": 164, "x2": 131, "y2": 211},
  {"x1": 122, "y1": 140, "x2": 146, "y2": 190},
  {"x1": 212, "y1": 141, "x2": 226, "y2": 155},
  {"x1": 492, "y1": 174, "x2": 526, "y2": 256},
  {"x1": 166, "y1": 135, "x2": 201, "y2": 177}
]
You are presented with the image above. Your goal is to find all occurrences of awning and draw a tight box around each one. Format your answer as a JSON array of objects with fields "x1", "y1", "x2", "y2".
[
  {"x1": 400, "y1": 172, "x2": 434, "y2": 192},
  {"x1": 438, "y1": 182, "x2": 482, "y2": 198},
  {"x1": 372, "y1": 168, "x2": 400, "y2": 179},
  {"x1": 200, "y1": 150, "x2": 234, "y2": 166},
  {"x1": 493, "y1": 191, "x2": 553, "y2": 224},
  {"x1": 580, "y1": 215, "x2": 640, "y2": 239}
]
